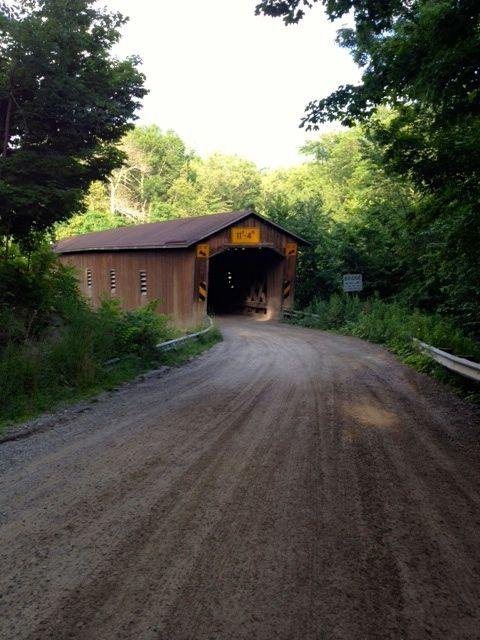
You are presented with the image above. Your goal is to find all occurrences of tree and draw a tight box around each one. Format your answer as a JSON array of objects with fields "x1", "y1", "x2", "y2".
[
  {"x1": 259, "y1": 170, "x2": 327, "y2": 305},
  {"x1": 108, "y1": 125, "x2": 194, "y2": 222},
  {"x1": 169, "y1": 153, "x2": 262, "y2": 216},
  {"x1": 301, "y1": 127, "x2": 416, "y2": 222},
  {"x1": 254, "y1": 1, "x2": 480, "y2": 188},
  {"x1": 58, "y1": 136, "x2": 263, "y2": 231},
  {"x1": 255, "y1": 1, "x2": 479, "y2": 127},
  {"x1": 259, "y1": 126, "x2": 417, "y2": 304},
  {"x1": 0, "y1": 0, "x2": 146, "y2": 247},
  {"x1": 256, "y1": 0, "x2": 480, "y2": 326}
]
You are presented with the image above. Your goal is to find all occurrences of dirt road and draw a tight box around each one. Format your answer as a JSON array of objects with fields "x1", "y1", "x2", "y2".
[{"x1": 1, "y1": 317, "x2": 480, "y2": 640}]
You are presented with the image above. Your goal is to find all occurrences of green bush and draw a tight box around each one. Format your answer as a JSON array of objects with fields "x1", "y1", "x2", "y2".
[
  {"x1": 119, "y1": 302, "x2": 173, "y2": 356},
  {"x1": 0, "y1": 245, "x2": 82, "y2": 346},
  {"x1": 0, "y1": 249, "x2": 178, "y2": 427}
]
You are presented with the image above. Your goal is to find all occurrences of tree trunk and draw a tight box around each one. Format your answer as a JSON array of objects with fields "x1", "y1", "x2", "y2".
[
  {"x1": 0, "y1": 94, "x2": 13, "y2": 182},
  {"x1": 2, "y1": 94, "x2": 12, "y2": 159},
  {"x1": 109, "y1": 177, "x2": 116, "y2": 214},
  {"x1": 3, "y1": 235, "x2": 11, "y2": 261}
]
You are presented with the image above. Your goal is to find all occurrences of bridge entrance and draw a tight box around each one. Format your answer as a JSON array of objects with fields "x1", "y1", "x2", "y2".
[{"x1": 207, "y1": 247, "x2": 283, "y2": 318}]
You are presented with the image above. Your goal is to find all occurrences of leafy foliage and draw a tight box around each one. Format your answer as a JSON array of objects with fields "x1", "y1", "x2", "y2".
[
  {"x1": 57, "y1": 141, "x2": 264, "y2": 237},
  {"x1": 255, "y1": 0, "x2": 480, "y2": 329},
  {"x1": 0, "y1": 248, "x2": 179, "y2": 426},
  {"x1": 0, "y1": 0, "x2": 146, "y2": 242},
  {"x1": 169, "y1": 153, "x2": 262, "y2": 215},
  {"x1": 108, "y1": 126, "x2": 195, "y2": 222},
  {"x1": 256, "y1": 1, "x2": 480, "y2": 130},
  {"x1": 0, "y1": 244, "x2": 80, "y2": 344},
  {"x1": 259, "y1": 125, "x2": 418, "y2": 307}
]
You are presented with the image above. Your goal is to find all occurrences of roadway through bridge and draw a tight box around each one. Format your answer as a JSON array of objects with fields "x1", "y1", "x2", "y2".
[{"x1": 1, "y1": 317, "x2": 479, "y2": 640}]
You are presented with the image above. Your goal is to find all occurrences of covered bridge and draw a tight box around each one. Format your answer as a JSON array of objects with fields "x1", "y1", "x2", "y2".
[{"x1": 55, "y1": 209, "x2": 309, "y2": 327}]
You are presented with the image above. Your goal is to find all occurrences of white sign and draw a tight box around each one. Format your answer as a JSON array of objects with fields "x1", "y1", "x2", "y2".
[{"x1": 343, "y1": 273, "x2": 363, "y2": 292}]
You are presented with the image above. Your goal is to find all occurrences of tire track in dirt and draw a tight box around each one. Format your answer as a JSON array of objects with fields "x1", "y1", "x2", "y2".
[
  {"x1": 1, "y1": 317, "x2": 479, "y2": 640},
  {"x1": 2, "y1": 340, "x2": 278, "y2": 636}
]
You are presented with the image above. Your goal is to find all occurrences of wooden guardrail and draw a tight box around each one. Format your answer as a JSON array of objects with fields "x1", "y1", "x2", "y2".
[{"x1": 283, "y1": 309, "x2": 480, "y2": 383}]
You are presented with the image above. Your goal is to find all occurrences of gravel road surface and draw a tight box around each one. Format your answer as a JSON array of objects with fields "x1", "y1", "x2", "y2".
[{"x1": 1, "y1": 317, "x2": 480, "y2": 640}]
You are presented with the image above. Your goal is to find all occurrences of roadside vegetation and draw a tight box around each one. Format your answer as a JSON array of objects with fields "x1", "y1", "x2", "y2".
[
  {"x1": 288, "y1": 295, "x2": 480, "y2": 402},
  {"x1": 0, "y1": 249, "x2": 220, "y2": 432}
]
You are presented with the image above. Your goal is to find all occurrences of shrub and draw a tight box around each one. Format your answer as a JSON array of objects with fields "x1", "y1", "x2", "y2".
[
  {"x1": 119, "y1": 302, "x2": 173, "y2": 356},
  {"x1": 0, "y1": 249, "x2": 176, "y2": 426},
  {"x1": 0, "y1": 245, "x2": 83, "y2": 346}
]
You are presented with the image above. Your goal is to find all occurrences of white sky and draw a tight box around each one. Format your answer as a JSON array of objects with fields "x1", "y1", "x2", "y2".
[{"x1": 101, "y1": 0, "x2": 361, "y2": 169}]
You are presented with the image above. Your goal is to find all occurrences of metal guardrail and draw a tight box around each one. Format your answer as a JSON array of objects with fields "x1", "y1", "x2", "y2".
[
  {"x1": 104, "y1": 317, "x2": 215, "y2": 366},
  {"x1": 413, "y1": 339, "x2": 480, "y2": 382},
  {"x1": 282, "y1": 309, "x2": 318, "y2": 320},
  {"x1": 283, "y1": 309, "x2": 480, "y2": 383},
  {"x1": 156, "y1": 316, "x2": 214, "y2": 351}
]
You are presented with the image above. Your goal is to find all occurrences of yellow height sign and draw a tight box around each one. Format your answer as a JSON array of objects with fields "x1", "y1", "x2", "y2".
[
  {"x1": 230, "y1": 227, "x2": 261, "y2": 244},
  {"x1": 285, "y1": 242, "x2": 297, "y2": 257},
  {"x1": 196, "y1": 244, "x2": 210, "y2": 258}
]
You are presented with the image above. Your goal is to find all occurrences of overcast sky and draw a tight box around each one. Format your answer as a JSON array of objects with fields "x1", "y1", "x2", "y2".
[{"x1": 101, "y1": 0, "x2": 361, "y2": 169}]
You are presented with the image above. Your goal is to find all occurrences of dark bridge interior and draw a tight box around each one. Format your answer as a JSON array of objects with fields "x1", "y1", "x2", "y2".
[{"x1": 207, "y1": 248, "x2": 282, "y2": 316}]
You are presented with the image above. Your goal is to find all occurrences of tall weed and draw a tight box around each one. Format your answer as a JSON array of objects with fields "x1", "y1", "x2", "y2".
[
  {"x1": 0, "y1": 299, "x2": 175, "y2": 426},
  {"x1": 0, "y1": 249, "x2": 177, "y2": 427}
]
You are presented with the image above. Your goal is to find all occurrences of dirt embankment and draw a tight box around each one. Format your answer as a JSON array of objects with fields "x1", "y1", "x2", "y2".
[{"x1": 1, "y1": 317, "x2": 479, "y2": 640}]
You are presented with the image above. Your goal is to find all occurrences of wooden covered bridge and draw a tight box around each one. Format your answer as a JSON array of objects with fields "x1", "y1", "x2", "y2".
[{"x1": 55, "y1": 209, "x2": 309, "y2": 327}]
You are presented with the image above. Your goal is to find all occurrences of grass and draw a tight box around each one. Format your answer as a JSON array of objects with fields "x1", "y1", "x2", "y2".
[
  {"x1": 0, "y1": 317, "x2": 222, "y2": 435},
  {"x1": 0, "y1": 250, "x2": 224, "y2": 434},
  {"x1": 288, "y1": 294, "x2": 480, "y2": 403},
  {"x1": 159, "y1": 327, "x2": 222, "y2": 367}
]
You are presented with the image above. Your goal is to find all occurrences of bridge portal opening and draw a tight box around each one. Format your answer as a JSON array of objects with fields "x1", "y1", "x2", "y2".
[{"x1": 207, "y1": 247, "x2": 283, "y2": 317}]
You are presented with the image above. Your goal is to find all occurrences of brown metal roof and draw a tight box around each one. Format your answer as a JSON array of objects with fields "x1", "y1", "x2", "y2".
[{"x1": 54, "y1": 209, "x2": 310, "y2": 254}]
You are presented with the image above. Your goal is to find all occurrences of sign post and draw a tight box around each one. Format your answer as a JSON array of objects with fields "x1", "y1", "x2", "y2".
[
  {"x1": 342, "y1": 274, "x2": 363, "y2": 293},
  {"x1": 194, "y1": 243, "x2": 209, "y2": 303}
]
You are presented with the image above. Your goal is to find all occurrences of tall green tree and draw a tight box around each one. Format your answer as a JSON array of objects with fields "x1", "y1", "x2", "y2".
[
  {"x1": 0, "y1": 0, "x2": 146, "y2": 247},
  {"x1": 256, "y1": 1, "x2": 478, "y2": 128},
  {"x1": 108, "y1": 126, "x2": 194, "y2": 222},
  {"x1": 260, "y1": 127, "x2": 417, "y2": 304},
  {"x1": 169, "y1": 153, "x2": 262, "y2": 216},
  {"x1": 256, "y1": 0, "x2": 480, "y2": 326}
]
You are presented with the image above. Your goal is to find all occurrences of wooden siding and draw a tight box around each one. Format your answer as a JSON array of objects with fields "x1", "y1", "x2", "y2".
[
  {"x1": 208, "y1": 214, "x2": 290, "y2": 256},
  {"x1": 59, "y1": 215, "x2": 300, "y2": 327},
  {"x1": 60, "y1": 249, "x2": 203, "y2": 328}
]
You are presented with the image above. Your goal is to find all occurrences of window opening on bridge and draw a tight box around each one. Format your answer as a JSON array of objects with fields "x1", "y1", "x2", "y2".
[
  {"x1": 86, "y1": 269, "x2": 93, "y2": 292},
  {"x1": 110, "y1": 269, "x2": 116, "y2": 294},
  {"x1": 140, "y1": 270, "x2": 147, "y2": 296}
]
